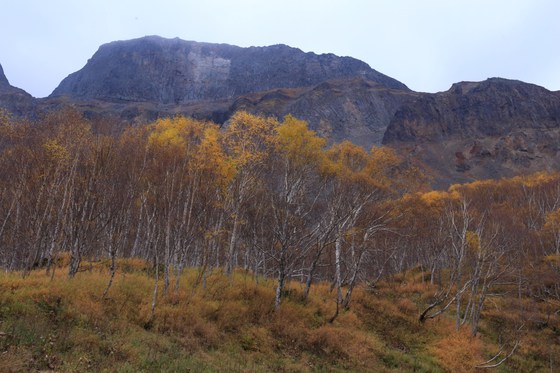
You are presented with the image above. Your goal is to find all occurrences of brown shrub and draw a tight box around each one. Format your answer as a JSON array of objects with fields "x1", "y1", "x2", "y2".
[
  {"x1": 396, "y1": 298, "x2": 417, "y2": 314},
  {"x1": 430, "y1": 323, "x2": 484, "y2": 373},
  {"x1": 308, "y1": 325, "x2": 349, "y2": 359},
  {"x1": 215, "y1": 301, "x2": 249, "y2": 333}
]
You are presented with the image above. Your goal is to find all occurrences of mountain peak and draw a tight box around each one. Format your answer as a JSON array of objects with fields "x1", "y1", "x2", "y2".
[
  {"x1": 0, "y1": 63, "x2": 10, "y2": 88},
  {"x1": 0, "y1": 62, "x2": 35, "y2": 117},
  {"x1": 50, "y1": 36, "x2": 408, "y2": 103},
  {"x1": 448, "y1": 77, "x2": 551, "y2": 96}
]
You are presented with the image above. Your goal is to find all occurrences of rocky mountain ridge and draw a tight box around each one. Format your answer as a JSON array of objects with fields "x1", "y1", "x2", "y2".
[
  {"x1": 382, "y1": 78, "x2": 560, "y2": 186},
  {"x1": 383, "y1": 78, "x2": 560, "y2": 143},
  {"x1": 51, "y1": 36, "x2": 407, "y2": 103},
  {"x1": 1, "y1": 36, "x2": 560, "y2": 187}
]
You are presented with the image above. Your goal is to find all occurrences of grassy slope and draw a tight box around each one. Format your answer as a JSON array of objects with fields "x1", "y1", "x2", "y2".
[{"x1": 0, "y1": 258, "x2": 557, "y2": 372}]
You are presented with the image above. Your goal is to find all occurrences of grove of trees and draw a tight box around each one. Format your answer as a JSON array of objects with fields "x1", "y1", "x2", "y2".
[{"x1": 1, "y1": 108, "x2": 559, "y2": 338}]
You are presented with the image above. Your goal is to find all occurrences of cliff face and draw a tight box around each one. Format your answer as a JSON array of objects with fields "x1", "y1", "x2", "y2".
[
  {"x1": 232, "y1": 77, "x2": 416, "y2": 147},
  {"x1": 0, "y1": 63, "x2": 10, "y2": 88},
  {"x1": 0, "y1": 63, "x2": 35, "y2": 116},
  {"x1": 383, "y1": 78, "x2": 560, "y2": 143},
  {"x1": 51, "y1": 36, "x2": 408, "y2": 103},
  {"x1": 382, "y1": 79, "x2": 560, "y2": 186}
]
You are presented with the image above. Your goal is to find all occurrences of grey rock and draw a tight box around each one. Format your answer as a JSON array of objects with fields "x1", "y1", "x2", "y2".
[
  {"x1": 383, "y1": 78, "x2": 560, "y2": 143},
  {"x1": 383, "y1": 78, "x2": 560, "y2": 185},
  {"x1": 51, "y1": 36, "x2": 408, "y2": 103},
  {"x1": 0, "y1": 62, "x2": 35, "y2": 116},
  {"x1": 0, "y1": 63, "x2": 9, "y2": 88},
  {"x1": 231, "y1": 77, "x2": 416, "y2": 147}
]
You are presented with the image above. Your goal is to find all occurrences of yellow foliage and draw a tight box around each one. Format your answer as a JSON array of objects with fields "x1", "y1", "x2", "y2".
[
  {"x1": 43, "y1": 139, "x2": 69, "y2": 162},
  {"x1": 196, "y1": 125, "x2": 235, "y2": 185},
  {"x1": 45, "y1": 109, "x2": 94, "y2": 154},
  {"x1": 368, "y1": 146, "x2": 400, "y2": 173},
  {"x1": 324, "y1": 141, "x2": 370, "y2": 182},
  {"x1": 276, "y1": 114, "x2": 326, "y2": 167},
  {"x1": 147, "y1": 116, "x2": 205, "y2": 154},
  {"x1": 324, "y1": 139, "x2": 415, "y2": 198},
  {"x1": 420, "y1": 190, "x2": 451, "y2": 207},
  {"x1": 224, "y1": 111, "x2": 278, "y2": 168},
  {"x1": 518, "y1": 171, "x2": 559, "y2": 187},
  {"x1": 447, "y1": 183, "x2": 467, "y2": 200},
  {"x1": 543, "y1": 254, "x2": 560, "y2": 264}
]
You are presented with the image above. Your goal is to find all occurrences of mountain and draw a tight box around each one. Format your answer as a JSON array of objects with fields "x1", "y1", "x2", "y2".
[
  {"x1": 383, "y1": 78, "x2": 560, "y2": 186},
  {"x1": 51, "y1": 36, "x2": 407, "y2": 103},
  {"x1": 0, "y1": 63, "x2": 35, "y2": 116},
  {"x1": 2, "y1": 37, "x2": 560, "y2": 187},
  {"x1": 46, "y1": 36, "x2": 413, "y2": 146}
]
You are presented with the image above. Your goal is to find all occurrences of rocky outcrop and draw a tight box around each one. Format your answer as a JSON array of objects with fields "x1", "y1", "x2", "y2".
[
  {"x1": 383, "y1": 78, "x2": 560, "y2": 143},
  {"x1": 0, "y1": 63, "x2": 10, "y2": 88},
  {"x1": 383, "y1": 78, "x2": 560, "y2": 186},
  {"x1": 232, "y1": 77, "x2": 416, "y2": 147},
  {"x1": 0, "y1": 63, "x2": 35, "y2": 116},
  {"x1": 51, "y1": 36, "x2": 408, "y2": 103}
]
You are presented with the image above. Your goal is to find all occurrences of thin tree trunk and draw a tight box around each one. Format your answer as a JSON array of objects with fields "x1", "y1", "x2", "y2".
[
  {"x1": 146, "y1": 252, "x2": 159, "y2": 329},
  {"x1": 226, "y1": 214, "x2": 239, "y2": 275},
  {"x1": 274, "y1": 255, "x2": 286, "y2": 311},
  {"x1": 102, "y1": 242, "x2": 116, "y2": 299},
  {"x1": 334, "y1": 235, "x2": 343, "y2": 307},
  {"x1": 329, "y1": 235, "x2": 344, "y2": 323}
]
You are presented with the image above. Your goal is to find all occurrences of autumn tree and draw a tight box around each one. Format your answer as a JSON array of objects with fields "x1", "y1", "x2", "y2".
[
  {"x1": 222, "y1": 111, "x2": 278, "y2": 275},
  {"x1": 262, "y1": 115, "x2": 327, "y2": 310}
]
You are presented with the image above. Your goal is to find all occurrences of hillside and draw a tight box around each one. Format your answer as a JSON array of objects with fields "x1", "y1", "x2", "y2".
[
  {"x1": 45, "y1": 36, "x2": 412, "y2": 148},
  {"x1": 383, "y1": 78, "x2": 560, "y2": 186},
  {"x1": 231, "y1": 78, "x2": 416, "y2": 146},
  {"x1": 1, "y1": 112, "x2": 560, "y2": 372},
  {"x1": 1, "y1": 258, "x2": 558, "y2": 372}
]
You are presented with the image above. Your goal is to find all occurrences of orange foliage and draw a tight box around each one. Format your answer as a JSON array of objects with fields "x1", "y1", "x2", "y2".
[{"x1": 431, "y1": 323, "x2": 485, "y2": 372}]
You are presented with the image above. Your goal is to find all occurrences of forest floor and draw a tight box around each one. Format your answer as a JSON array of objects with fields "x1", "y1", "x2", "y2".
[{"x1": 0, "y1": 257, "x2": 557, "y2": 372}]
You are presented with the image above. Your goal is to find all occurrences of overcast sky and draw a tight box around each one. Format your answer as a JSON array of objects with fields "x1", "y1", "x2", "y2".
[{"x1": 1, "y1": 0, "x2": 558, "y2": 98}]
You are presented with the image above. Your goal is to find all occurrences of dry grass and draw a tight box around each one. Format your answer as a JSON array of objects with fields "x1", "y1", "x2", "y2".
[
  {"x1": 430, "y1": 323, "x2": 484, "y2": 373},
  {"x1": 0, "y1": 259, "x2": 558, "y2": 372}
]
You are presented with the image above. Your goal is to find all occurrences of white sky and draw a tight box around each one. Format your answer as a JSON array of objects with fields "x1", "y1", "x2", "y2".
[{"x1": 0, "y1": 0, "x2": 558, "y2": 98}]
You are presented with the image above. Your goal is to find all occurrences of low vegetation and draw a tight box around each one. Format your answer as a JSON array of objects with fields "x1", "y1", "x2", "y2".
[{"x1": 0, "y1": 258, "x2": 556, "y2": 372}]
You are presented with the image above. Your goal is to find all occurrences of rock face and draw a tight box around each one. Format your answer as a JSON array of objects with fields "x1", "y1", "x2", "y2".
[
  {"x1": 0, "y1": 63, "x2": 35, "y2": 116},
  {"x1": 51, "y1": 36, "x2": 408, "y2": 103},
  {"x1": 383, "y1": 78, "x2": 560, "y2": 143},
  {"x1": 232, "y1": 77, "x2": 416, "y2": 147},
  {"x1": 383, "y1": 78, "x2": 560, "y2": 186},
  {"x1": 0, "y1": 63, "x2": 10, "y2": 88}
]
